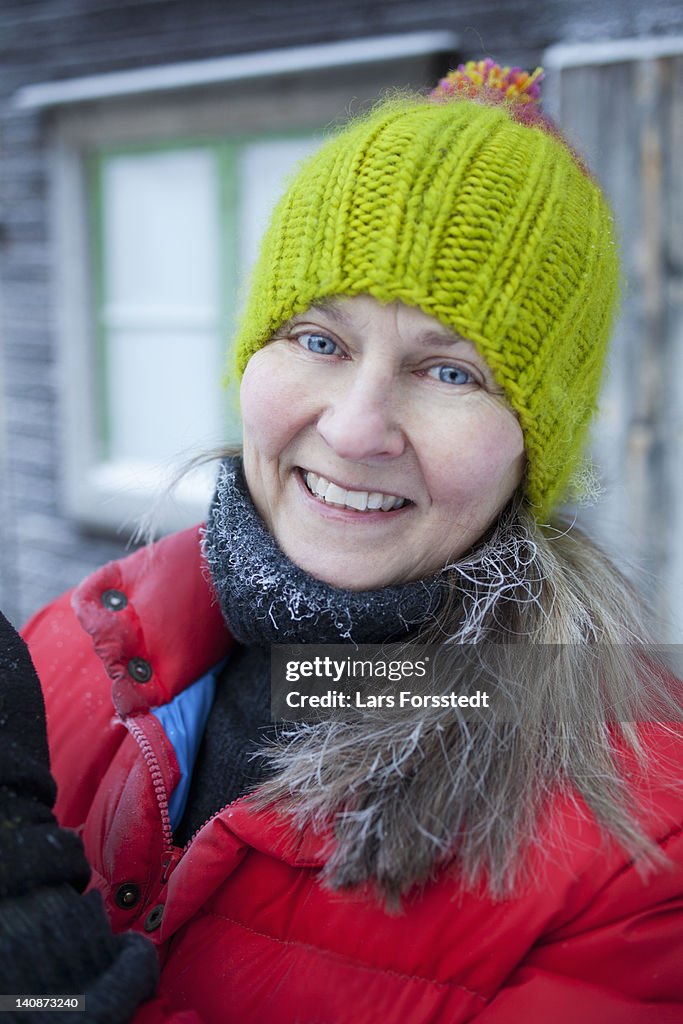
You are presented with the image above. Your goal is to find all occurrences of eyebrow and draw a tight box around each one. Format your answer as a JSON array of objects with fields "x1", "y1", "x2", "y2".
[
  {"x1": 307, "y1": 300, "x2": 470, "y2": 347},
  {"x1": 307, "y1": 299, "x2": 354, "y2": 328},
  {"x1": 414, "y1": 329, "x2": 471, "y2": 348}
]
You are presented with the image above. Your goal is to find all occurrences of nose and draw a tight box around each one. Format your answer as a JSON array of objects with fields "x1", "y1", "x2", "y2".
[{"x1": 316, "y1": 369, "x2": 405, "y2": 461}]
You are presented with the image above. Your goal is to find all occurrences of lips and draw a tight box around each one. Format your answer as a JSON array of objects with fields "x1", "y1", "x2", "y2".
[{"x1": 302, "y1": 470, "x2": 408, "y2": 512}]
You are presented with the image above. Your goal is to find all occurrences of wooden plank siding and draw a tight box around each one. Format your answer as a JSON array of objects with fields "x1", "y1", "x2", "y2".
[{"x1": 550, "y1": 53, "x2": 683, "y2": 639}]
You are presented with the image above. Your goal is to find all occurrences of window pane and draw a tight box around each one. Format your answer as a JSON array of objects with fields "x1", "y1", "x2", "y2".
[
  {"x1": 99, "y1": 148, "x2": 225, "y2": 460},
  {"x1": 104, "y1": 327, "x2": 224, "y2": 461},
  {"x1": 102, "y1": 149, "x2": 220, "y2": 309}
]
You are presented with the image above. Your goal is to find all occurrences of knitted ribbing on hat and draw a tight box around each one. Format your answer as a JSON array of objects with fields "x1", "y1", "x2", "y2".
[{"x1": 233, "y1": 86, "x2": 620, "y2": 517}]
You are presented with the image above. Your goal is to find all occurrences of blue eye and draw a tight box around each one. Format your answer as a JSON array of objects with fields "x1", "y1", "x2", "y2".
[
  {"x1": 297, "y1": 333, "x2": 340, "y2": 356},
  {"x1": 428, "y1": 365, "x2": 475, "y2": 385}
]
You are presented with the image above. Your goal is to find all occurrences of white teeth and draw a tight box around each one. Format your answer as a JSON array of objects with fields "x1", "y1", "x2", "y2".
[
  {"x1": 303, "y1": 472, "x2": 406, "y2": 513},
  {"x1": 344, "y1": 490, "x2": 368, "y2": 511},
  {"x1": 325, "y1": 482, "x2": 347, "y2": 506}
]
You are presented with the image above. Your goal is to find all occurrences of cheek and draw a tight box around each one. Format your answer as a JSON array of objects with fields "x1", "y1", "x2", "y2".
[
  {"x1": 240, "y1": 349, "x2": 304, "y2": 457},
  {"x1": 424, "y1": 412, "x2": 525, "y2": 512}
]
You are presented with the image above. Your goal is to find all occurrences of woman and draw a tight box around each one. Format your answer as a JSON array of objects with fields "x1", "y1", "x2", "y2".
[{"x1": 20, "y1": 61, "x2": 683, "y2": 1022}]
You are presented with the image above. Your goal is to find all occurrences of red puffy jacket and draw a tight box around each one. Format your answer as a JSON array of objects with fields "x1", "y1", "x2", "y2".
[{"x1": 23, "y1": 527, "x2": 683, "y2": 1023}]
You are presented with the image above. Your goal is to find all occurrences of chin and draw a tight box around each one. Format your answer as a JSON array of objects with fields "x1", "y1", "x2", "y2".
[{"x1": 286, "y1": 548, "x2": 397, "y2": 592}]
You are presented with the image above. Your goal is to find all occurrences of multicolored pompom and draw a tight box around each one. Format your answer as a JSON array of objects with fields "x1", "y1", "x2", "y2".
[{"x1": 430, "y1": 59, "x2": 544, "y2": 106}]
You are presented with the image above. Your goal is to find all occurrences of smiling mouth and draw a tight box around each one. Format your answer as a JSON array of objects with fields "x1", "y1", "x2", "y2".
[{"x1": 301, "y1": 470, "x2": 408, "y2": 512}]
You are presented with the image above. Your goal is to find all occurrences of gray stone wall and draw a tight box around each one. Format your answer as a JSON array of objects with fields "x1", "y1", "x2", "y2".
[{"x1": 1, "y1": 0, "x2": 683, "y2": 627}]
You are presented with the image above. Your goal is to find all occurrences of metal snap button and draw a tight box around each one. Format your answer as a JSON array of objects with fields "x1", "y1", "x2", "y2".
[
  {"x1": 143, "y1": 904, "x2": 164, "y2": 932},
  {"x1": 101, "y1": 589, "x2": 128, "y2": 611},
  {"x1": 127, "y1": 657, "x2": 152, "y2": 683},
  {"x1": 115, "y1": 883, "x2": 141, "y2": 909}
]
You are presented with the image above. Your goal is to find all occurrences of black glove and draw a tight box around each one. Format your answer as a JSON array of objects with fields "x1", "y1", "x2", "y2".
[{"x1": 0, "y1": 611, "x2": 159, "y2": 1023}]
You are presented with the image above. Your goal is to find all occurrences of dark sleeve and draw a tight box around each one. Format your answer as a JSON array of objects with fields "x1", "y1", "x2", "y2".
[{"x1": 0, "y1": 610, "x2": 160, "y2": 1023}]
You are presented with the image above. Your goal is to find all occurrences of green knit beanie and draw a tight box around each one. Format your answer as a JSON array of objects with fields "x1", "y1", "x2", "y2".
[{"x1": 233, "y1": 62, "x2": 620, "y2": 517}]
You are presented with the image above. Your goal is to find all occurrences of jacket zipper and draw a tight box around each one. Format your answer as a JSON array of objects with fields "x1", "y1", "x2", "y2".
[
  {"x1": 127, "y1": 710, "x2": 254, "y2": 878},
  {"x1": 125, "y1": 716, "x2": 176, "y2": 878}
]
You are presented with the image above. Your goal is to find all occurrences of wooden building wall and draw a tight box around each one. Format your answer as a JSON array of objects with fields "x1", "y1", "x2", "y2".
[{"x1": 547, "y1": 49, "x2": 683, "y2": 637}]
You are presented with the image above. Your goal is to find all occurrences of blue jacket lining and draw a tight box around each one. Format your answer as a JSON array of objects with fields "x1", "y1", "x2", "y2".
[{"x1": 151, "y1": 657, "x2": 228, "y2": 832}]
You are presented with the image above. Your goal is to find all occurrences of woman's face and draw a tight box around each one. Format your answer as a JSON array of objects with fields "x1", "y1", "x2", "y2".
[{"x1": 241, "y1": 295, "x2": 525, "y2": 591}]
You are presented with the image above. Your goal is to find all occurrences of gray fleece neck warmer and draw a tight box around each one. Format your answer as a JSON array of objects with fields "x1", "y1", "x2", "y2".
[{"x1": 203, "y1": 457, "x2": 444, "y2": 646}]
